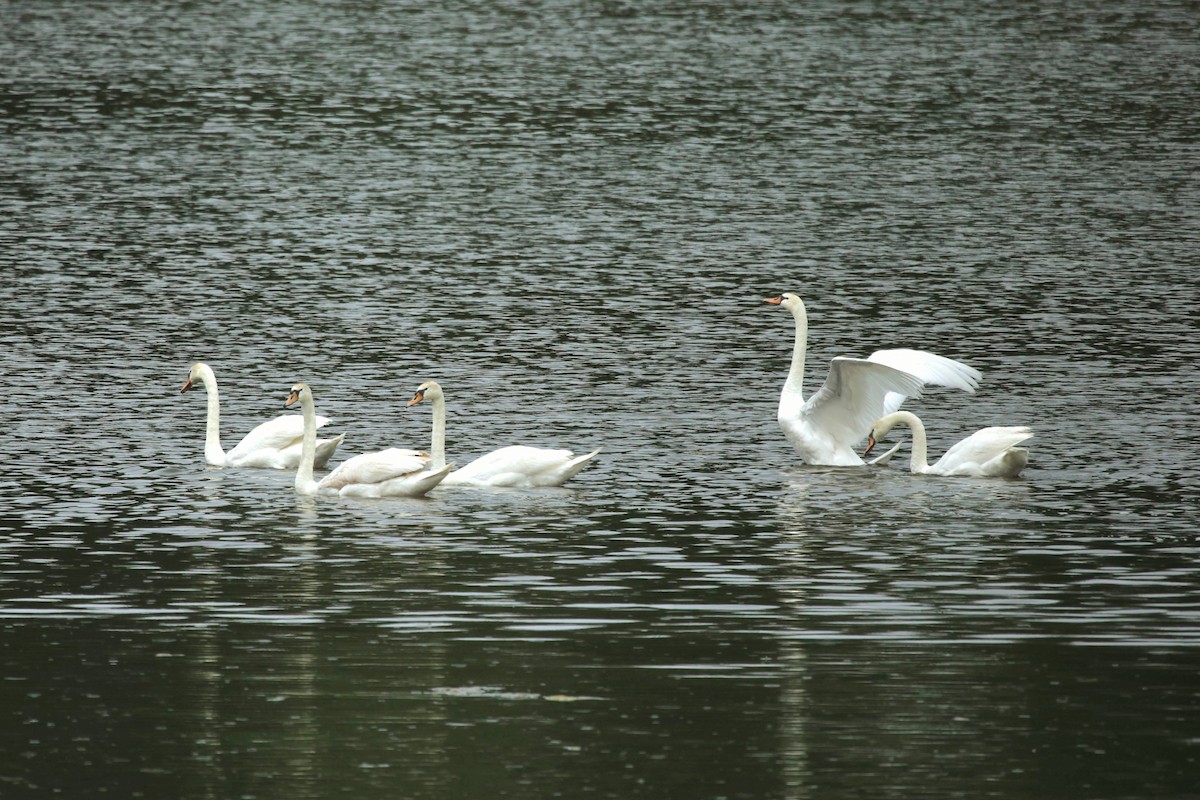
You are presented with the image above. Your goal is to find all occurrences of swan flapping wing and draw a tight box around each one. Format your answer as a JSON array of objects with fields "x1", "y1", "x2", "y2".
[
  {"x1": 867, "y1": 349, "x2": 982, "y2": 415},
  {"x1": 802, "y1": 358, "x2": 927, "y2": 447},
  {"x1": 318, "y1": 448, "x2": 431, "y2": 489}
]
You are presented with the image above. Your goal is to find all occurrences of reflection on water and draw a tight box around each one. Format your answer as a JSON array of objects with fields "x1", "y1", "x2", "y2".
[{"x1": 2, "y1": 0, "x2": 1199, "y2": 797}]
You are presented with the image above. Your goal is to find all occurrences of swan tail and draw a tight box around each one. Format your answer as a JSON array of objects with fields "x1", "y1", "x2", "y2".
[
  {"x1": 412, "y1": 463, "x2": 454, "y2": 495},
  {"x1": 555, "y1": 448, "x2": 600, "y2": 485},
  {"x1": 313, "y1": 433, "x2": 346, "y2": 470}
]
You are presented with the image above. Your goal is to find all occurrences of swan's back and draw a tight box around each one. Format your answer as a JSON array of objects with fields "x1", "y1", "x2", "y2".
[
  {"x1": 225, "y1": 413, "x2": 333, "y2": 467},
  {"x1": 338, "y1": 462, "x2": 453, "y2": 498},
  {"x1": 933, "y1": 426, "x2": 1033, "y2": 477},
  {"x1": 449, "y1": 445, "x2": 599, "y2": 487},
  {"x1": 319, "y1": 448, "x2": 430, "y2": 489}
]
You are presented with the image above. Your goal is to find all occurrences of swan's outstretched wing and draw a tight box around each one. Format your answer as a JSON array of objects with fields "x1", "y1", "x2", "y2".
[
  {"x1": 868, "y1": 349, "x2": 981, "y2": 415},
  {"x1": 318, "y1": 448, "x2": 430, "y2": 489},
  {"x1": 226, "y1": 413, "x2": 332, "y2": 462},
  {"x1": 801, "y1": 358, "x2": 927, "y2": 448},
  {"x1": 935, "y1": 427, "x2": 1033, "y2": 474}
]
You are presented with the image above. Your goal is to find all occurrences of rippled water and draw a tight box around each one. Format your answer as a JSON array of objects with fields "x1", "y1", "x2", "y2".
[{"x1": 2, "y1": 1, "x2": 1198, "y2": 797}]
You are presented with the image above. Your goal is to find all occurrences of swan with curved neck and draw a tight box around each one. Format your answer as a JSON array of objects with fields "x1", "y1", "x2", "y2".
[
  {"x1": 763, "y1": 292, "x2": 981, "y2": 466},
  {"x1": 866, "y1": 410, "x2": 1032, "y2": 478},
  {"x1": 181, "y1": 362, "x2": 343, "y2": 469},
  {"x1": 285, "y1": 383, "x2": 451, "y2": 497},
  {"x1": 406, "y1": 381, "x2": 599, "y2": 487}
]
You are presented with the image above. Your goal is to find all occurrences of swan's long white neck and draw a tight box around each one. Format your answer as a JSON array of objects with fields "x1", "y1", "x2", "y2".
[
  {"x1": 295, "y1": 388, "x2": 320, "y2": 495},
  {"x1": 429, "y1": 391, "x2": 447, "y2": 470},
  {"x1": 779, "y1": 300, "x2": 809, "y2": 417},
  {"x1": 876, "y1": 410, "x2": 929, "y2": 473},
  {"x1": 196, "y1": 365, "x2": 227, "y2": 465}
]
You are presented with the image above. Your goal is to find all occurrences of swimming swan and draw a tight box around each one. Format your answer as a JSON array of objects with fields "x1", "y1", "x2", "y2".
[
  {"x1": 286, "y1": 383, "x2": 451, "y2": 497},
  {"x1": 181, "y1": 362, "x2": 343, "y2": 469},
  {"x1": 865, "y1": 410, "x2": 1032, "y2": 478},
  {"x1": 406, "y1": 381, "x2": 599, "y2": 487}
]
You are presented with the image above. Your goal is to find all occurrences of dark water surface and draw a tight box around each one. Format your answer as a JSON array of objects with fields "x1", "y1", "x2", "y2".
[{"x1": 2, "y1": 1, "x2": 1199, "y2": 798}]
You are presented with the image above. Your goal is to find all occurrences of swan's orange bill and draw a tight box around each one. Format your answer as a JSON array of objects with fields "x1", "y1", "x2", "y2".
[
  {"x1": 763, "y1": 295, "x2": 783, "y2": 305},
  {"x1": 180, "y1": 377, "x2": 194, "y2": 393},
  {"x1": 285, "y1": 389, "x2": 300, "y2": 408},
  {"x1": 405, "y1": 389, "x2": 425, "y2": 408},
  {"x1": 863, "y1": 434, "x2": 877, "y2": 456}
]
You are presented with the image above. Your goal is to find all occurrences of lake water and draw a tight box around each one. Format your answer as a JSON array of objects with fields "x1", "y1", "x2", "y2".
[{"x1": 2, "y1": 1, "x2": 1198, "y2": 797}]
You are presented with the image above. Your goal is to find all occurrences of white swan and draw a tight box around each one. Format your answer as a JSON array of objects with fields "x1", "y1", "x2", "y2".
[
  {"x1": 405, "y1": 381, "x2": 599, "y2": 487},
  {"x1": 866, "y1": 411, "x2": 1032, "y2": 478},
  {"x1": 286, "y1": 383, "x2": 452, "y2": 497},
  {"x1": 764, "y1": 293, "x2": 982, "y2": 466},
  {"x1": 181, "y1": 362, "x2": 344, "y2": 469}
]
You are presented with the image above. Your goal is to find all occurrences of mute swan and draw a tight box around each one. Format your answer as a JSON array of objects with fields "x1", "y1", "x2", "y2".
[
  {"x1": 406, "y1": 381, "x2": 599, "y2": 487},
  {"x1": 181, "y1": 362, "x2": 344, "y2": 469},
  {"x1": 285, "y1": 383, "x2": 452, "y2": 497},
  {"x1": 865, "y1": 410, "x2": 1032, "y2": 478},
  {"x1": 764, "y1": 293, "x2": 982, "y2": 466}
]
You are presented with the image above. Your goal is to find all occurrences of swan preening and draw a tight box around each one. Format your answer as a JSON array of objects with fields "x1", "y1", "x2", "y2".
[
  {"x1": 866, "y1": 411, "x2": 1032, "y2": 478},
  {"x1": 286, "y1": 383, "x2": 452, "y2": 497},
  {"x1": 764, "y1": 292, "x2": 982, "y2": 467},
  {"x1": 406, "y1": 381, "x2": 599, "y2": 487},
  {"x1": 181, "y1": 363, "x2": 344, "y2": 469}
]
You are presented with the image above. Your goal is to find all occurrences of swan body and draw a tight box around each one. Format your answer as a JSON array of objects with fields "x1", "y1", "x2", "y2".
[
  {"x1": 764, "y1": 293, "x2": 982, "y2": 466},
  {"x1": 867, "y1": 410, "x2": 1032, "y2": 478},
  {"x1": 286, "y1": 383, "x2": 451, "y2": 497},
  {"x1": 406, "y1": 381, "x2": 599, "y2": 487},
  {"x1": 181, "y1": 363, "x2": 343, "y2": 469}
]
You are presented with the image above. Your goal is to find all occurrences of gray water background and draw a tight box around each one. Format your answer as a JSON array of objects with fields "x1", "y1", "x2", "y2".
[{"x1": 1, "y1": 1, "x2": 1198, "y2": 797}]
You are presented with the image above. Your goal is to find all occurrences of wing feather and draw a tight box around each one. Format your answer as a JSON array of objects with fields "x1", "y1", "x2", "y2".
[
  {"x1": 803, "y1": 358, "x2": 927, "y2": 447},
  {"x1": 868, "y1": 349, "x2": 981, "y2": 415},
  {"x1": 936, "y1": 427, "x2": 1033, "y2": 472},
  {"x1": 318, "y1": 448, "x2": 430, "y2": 489},
  {"x1": 226, "y1": 413, "x2": 331, "y2": 461},
  {"x1": 452, "y1": 445, "x2": 576, "y2": 484}
]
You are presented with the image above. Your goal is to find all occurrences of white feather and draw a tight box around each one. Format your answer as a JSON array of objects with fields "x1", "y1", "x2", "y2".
[
  {"x1": 766, "y1": 293, "x2": 981, "y2": 466},
  {"x1": 871, "y1": 411, "x2": 1032, "y2": 478},
  {"x1": 183, "y1": 363, "x2": 343, "y2": 469},
  {"x1": 409, "y1": 382, "x2": 599, "y2": 488}
]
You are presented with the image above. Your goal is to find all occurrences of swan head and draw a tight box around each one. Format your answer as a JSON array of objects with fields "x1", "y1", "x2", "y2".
[
  {"x1": 285, "y1": 383, "x2": 310, "y2": 409},
  {"x1": 863, "y1": 413, "x2": 903, "y2": 456},
  {"x1": 763, "y1": 292, "x2": 805, "y2": 314},
  {"x1": 180, "y1": 362, "x2": 211, "y2": 393},
  {"x1": 406, "y1": 381, "x2": 443, "y2": 408}
]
